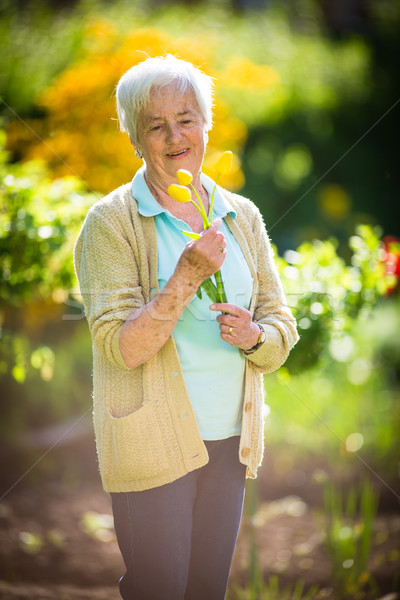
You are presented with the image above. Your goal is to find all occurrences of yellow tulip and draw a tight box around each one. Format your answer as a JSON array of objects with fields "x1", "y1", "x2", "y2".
[
  {"x1": 176, "y1": 169, "x2": 193, "y2": 185},
  {"x1": 168, "y1": 184, "x2": 191, "y2": 203},
  {"x1": 213, "y1": 151, "x2": 233, "y2": 175},
  {"x1": 166, "y1": 163, "x2": 228, "y2": 305}
]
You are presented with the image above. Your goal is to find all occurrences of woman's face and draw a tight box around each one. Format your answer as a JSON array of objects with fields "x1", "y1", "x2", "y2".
[{"x1": 135, "y1": 83, "x2": 208, "y2": 188}]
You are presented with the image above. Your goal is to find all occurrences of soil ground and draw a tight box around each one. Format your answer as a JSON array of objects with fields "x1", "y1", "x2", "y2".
[{"x1": 0, "y1": 434, "x2": 399, "y2": 600}]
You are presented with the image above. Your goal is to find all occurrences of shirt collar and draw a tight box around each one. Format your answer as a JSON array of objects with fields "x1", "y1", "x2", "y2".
[
  {"x1": 200, "y1": 172, "x2": 237, "y2": 220},
  {"x1": 131, "y1": 166, "x2": 237, "y2": 220},
  {"x1": 131, "y1": 166, "x2": 166, "y2": 217}
]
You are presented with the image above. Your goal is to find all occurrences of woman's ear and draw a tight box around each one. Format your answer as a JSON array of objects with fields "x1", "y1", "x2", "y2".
[{"x1": 130, "y1": 138, "x2": 143, "y2": 159}]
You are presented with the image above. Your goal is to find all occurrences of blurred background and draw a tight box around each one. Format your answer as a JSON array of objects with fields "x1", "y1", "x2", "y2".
[{"x1": 0, "y1": 0, "x2": 399, "y2": 598}]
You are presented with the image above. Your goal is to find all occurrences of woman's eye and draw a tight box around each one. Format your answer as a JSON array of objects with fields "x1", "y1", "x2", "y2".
[{"x1": 151, "y1": 125, "x2": 162, "y2": 132}]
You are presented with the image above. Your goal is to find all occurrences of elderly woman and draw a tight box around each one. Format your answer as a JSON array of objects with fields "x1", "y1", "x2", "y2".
[{"x1": 74, "y1": 55, "x2": 298, "y2": 600}]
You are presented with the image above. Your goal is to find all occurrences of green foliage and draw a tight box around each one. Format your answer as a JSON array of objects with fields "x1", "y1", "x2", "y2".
[
  {"x1": 276, "y1": 224, "x2": 387, "y2": 372},
  {"x1": 319, "y1": 480, "x2": 379, "y2": 598},
  {"x1": 0, "y1": 138, "x2": 95, "y2": 306},
  {"x1": 0, "y1": 128, "x2": 95, "y2": 422},
  {"x1": 0, "y1": 0, "x2": 370, "y2": 121},
  {"x1": 0, "y1": 0, "x2": 85, "y2": 114},
  {"x1": 215, "y1": 10, "x2": 370, "y2": 126},
  {"x1": 265, "y1": 299, "x2": 400, "y2": 478},
  {"x1": 228, "y1": 575, "x2": 319, "y2": 600}
]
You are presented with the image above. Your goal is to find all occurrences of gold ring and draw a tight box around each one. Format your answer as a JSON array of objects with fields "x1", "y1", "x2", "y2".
[
  {"x1": 228, "y1": 326, "x2": 233, "y2": 335},
  {"x1": 219, "y1": 246, "x2": 224, "y2": 253}
]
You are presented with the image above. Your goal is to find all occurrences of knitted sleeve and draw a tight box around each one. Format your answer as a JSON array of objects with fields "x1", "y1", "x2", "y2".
[
  {"x1": 74, "y1": 205, "x2": 145, "y2": 369},
  {"x1": 246, "y1": 204, "x2": 299, "y2": 373}
]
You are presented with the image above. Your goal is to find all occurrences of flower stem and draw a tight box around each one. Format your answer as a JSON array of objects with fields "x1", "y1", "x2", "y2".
[
  {"x1": 209, "y1": 174, "x2": 221, "y2": 225},
  {"x1": 215, "y1": 269, "x2": 227, "y2": 303},
  {"x1": 200, "y1": 277, "x2": 219, "y2": 303},
  {"x1": 189, "y1": 183, "x2": 210, "y2": 229},
  {"x1": 184, "y1": 180, "x2": 228, "y2": 304}
]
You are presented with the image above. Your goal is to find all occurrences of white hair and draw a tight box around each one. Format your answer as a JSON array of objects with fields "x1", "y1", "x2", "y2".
[{"x1": 116, "y1": 55, "x2": 214, "y2": 144}]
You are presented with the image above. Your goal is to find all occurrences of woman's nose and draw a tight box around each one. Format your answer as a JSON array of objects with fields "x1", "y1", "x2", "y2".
[{"x1": 166, "y1": 123, "x2": 182, "y2": 143}]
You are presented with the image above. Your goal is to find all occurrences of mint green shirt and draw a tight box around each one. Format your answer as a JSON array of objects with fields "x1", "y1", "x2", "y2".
[{"x1": 132, "y1": 167, "x2": 253, "y2": 440}]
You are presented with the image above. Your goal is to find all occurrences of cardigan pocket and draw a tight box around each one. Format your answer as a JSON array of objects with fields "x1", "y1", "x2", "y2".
[{"x1": 108, "y1": 403, "x2": 169, "y2": 481}]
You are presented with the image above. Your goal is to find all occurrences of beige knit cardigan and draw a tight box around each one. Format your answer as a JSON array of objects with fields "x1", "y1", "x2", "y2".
[{"x1": 74, "y1": 183, "x2": 299, "y2": 492}]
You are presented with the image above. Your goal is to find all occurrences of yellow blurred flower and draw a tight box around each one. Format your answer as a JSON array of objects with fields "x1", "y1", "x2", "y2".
[
  {"x1": 176, "y1": 169, "x2": 193, "y2": 185},
  {"x1": 319, "y1": 184, "x2": 351, "y2": 220},
  {"x1": 168, "y1": 184, "x2": 191, "y2": 203},
  {"x1": 223, "y1": 57, "x2": 280, "y2": 90},
  {"x1": 84, "y1": 18, "x2": 117, "y2": 41}
]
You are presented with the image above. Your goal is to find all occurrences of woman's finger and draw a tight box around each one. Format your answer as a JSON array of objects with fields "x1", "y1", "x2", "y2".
[
  {"x1": 216, "y1": 313, "x2": 238, "y2": 326},
  {"x1": 199, "y1": 218, "x2": 223, "y2": 237},
  {"x1": 209, "y1": 303, "x2": 257, "y2": 348},
  {"x1": 209, "y1": 303, "x2": 241, "y2": 316}
]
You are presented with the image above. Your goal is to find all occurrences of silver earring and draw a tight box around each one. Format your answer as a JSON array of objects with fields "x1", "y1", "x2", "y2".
[{"x1": 135, "y1": 148, "x2": 143, "y2": 159}]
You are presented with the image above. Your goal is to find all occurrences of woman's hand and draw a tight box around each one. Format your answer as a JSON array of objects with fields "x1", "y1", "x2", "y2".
[
  {"x1": 175, "y1": 219, "x2": 227, "y2": 285},
  {"x1": 119, "y1": 220, "x2": 226, "y2": 370},
  {"x1": 209, "y1": 303, "x2": 261, "y2": 350}
]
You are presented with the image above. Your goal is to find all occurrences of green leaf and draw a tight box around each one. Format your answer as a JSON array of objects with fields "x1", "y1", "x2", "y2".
[
  {"x1": 200, "y1": 278, "x2": 219, "y2": 303},
  {"x1": 182, "y1": 230, "x2": 201, "y2": 240}
]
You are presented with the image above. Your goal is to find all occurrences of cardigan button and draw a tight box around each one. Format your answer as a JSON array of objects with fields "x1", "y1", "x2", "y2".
[
  {"x1": 241, "y1": 447, "x2": 250, "y2": 458},
  {"x1": 245, "y1": 401, "x2": 253, "y2": 412}
]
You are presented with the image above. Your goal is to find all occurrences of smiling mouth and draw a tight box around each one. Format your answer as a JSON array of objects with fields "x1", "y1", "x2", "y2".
[{"x1": 167, "y1": 149, "x2": 189, "y2": 157}]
